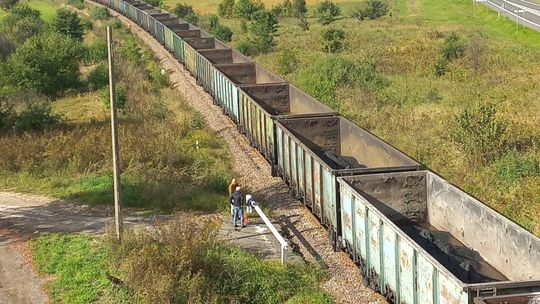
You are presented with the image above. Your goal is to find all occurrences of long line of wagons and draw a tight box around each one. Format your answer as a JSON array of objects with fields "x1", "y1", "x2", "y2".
[{"x1": 93, "y1": 1, "x2": 540, "y2": 303}]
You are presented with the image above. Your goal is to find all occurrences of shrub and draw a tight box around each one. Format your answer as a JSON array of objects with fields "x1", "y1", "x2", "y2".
[
  {"x1": 452, "y1": 102, "x2": 507, "y2": 165},
  {"x1": 434, "y1": 56, "x2": 448, "y2": 77},
  {"x1": 281, "y1": 0, "x2": 293, "y2": 17},
  {"x1": 298, "y1": 16, "x2": 309, "y2": 30},
  {"x1": 84, "y1": 38, "x2": 107, "y2": 64},
  {"x1": 234, "y1": 0, "x2": 264, "y2": 19},
  {"x1": 4, "y1": 31, "x2": 83, "y2": 96},
  {"x1": 52, "y1": 8, "x2": 85, "y2": 40},
  {"x1": 0, "y1": 0, "x2": 18, "y2": 9},
  {"x1": 249, "y1": 10, "x2": 279, "y2": 53},
  {"x1": 315, "y1": 1, "x2": 341, "y2": 25},
  {"x1": 0, "y1": 33, "x2": 15, "y2": 60},
  {"x1": 145, "y1": 0, "x2": 163, "y2": 7},
  {"x1": 442, "y1": 32, "x2": 465, "y2": 61},
  {"x1": 218, "y1": 0, "x2": 235, "y2": 18},
  {"x1": 494, "y1": 152, "x2": 540, "y2": 185},
  {"x1": 0, "y1": 99, "x2": 16, "y2": 132},
  {"x1": 236, "y1": 40, "x2": 256, "y2": 55},
  {"x1": 102, "y1": 81, "x2": 127, "y2": 111},
  {"x1": 277, "y1": 47, "x2": 299, "y2": 74},
  {"x1": 118, "y1": 36, "x2": 141, "y2": 64},
  {"x1": 468, "y1": 35, "x2": 485, "y2": 74},
  {"x1": 67, "y1": 0, "x2": 84, "y2": 9},
  {"x1": 15, "y1": 102, "x2": 61, "y2": 132},
  {"x1": 173, "y1": 3, "x2": 196, "y2": 20},
  {"x1": 87, "y1": 63, "x2": 109, "y2": 91},
  {"x1": 91, "y1": 7, "x2": 109, "y2": 20},
  {"x1": 352, "y1": 0, "x2": 388, "y2": 20},
  {"x1": 271, "y1": 4, "x2": 283, "y2": 17},
  {"x1": 0, "y1": 4, "x2": 44, "y2": 44},
  {"x1": 299, "y1": 56, "x2": 388, "y2": 108},
  {"x1": 292, "y1": 0, "x2": 307, "y2": 17},
  {"x1": 206, "y1": 15, "x2": 233, "y2": 42},
  {"x1": 321, "y1": 28, "x2": 345, "y2": 53}
]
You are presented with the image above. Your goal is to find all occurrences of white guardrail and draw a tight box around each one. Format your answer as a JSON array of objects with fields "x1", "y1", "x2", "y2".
[
  {"x1": 481, "y1": 0, "x2": 540, "y2": 30},
  {"x1": 252, "y1": 203, "x2": 288, "y2": 265}
]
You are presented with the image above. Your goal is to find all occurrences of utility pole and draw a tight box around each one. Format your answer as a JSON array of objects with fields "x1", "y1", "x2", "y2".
[{"x1": 107, "y1": 26, "x2": 122, "y2": 240}]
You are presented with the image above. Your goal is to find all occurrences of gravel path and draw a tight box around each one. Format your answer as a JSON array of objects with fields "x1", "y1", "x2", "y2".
[{"x1": 102, "y1": 6, "x2": 387, "y2": 303}]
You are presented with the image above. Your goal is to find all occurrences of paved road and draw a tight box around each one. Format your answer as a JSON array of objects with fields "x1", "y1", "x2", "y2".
[{"x1": 481, "y1": 0, "x2": 540, "y2": 32}]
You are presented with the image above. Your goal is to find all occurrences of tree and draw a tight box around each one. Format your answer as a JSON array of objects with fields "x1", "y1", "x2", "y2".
[
  {"x1": 0, "y1": 4, "x2": 44, "y2": 44},
  {"x1": 218, "y1": 0, "x2": 235, "y2": 18},
  {"x1": 249, "y1": 10, "x2": 278, "y2": 53},
  {"x1": 52, "y1": 8, "x2": 84, "y2": 40},
  {"x1": 0, "y1": 0, "x2": 18, "y2": 9},
  {"x1": 315, "y1": 1, "x2": 341, "y2": 25},
  {"x1": 292, "y1": 0, "x2": 307, "y2": 17},
  {"x1": 234, "y1": 0, "x2": 264, "y2": 19},
  {"x1": 352, "y1": 0, "x2": 388, "y2": 20},
  {"x1": 3, "y1": 31, "x2": 83, "y2": 96},
  {"x1": 321, "y1": 28, "x2": 345, "y2": 53}
]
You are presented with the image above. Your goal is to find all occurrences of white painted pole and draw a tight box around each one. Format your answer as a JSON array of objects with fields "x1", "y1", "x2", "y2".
[{"x1": 253, "y1": 203, "x2": 288, "y2": 265}]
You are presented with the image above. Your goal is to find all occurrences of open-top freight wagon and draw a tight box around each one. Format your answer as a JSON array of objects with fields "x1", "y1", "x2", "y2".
[
  {"x1": 275, "y1": 116, "x2": 422, "y2": 246},
  {"x1": 338, "y1": 171, "x2": 540, "y2": 304},
  {"x1": 238, "y1": 83, "x2": 336, "y2": 169},
  {"x1": 197, "y1": 48, "x2": 252, "y2": 94},
  {"x1": 212, "y1": 62, "x2": 285, "y2": 124}
]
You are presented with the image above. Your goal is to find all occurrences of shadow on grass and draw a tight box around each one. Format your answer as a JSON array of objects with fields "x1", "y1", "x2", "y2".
[{"x1": 66, "y1": 174, "x2": 229, "y2": 213}]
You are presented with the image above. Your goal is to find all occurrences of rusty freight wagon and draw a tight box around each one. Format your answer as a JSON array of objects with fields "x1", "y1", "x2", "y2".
[
  {"x1": 238, "y1": 83, "x2": 335, "y2": 169},
  {"x1": 213, "y1": 62, "x2": 285, "y2": 124},
  {"x1": 337, "y1": 171, "x2": 540, "y2": 304},
  {"x1": 275, "y1": 116, "x2": 421, "y2": 246},
  {"x1": 182, "y1": 37, "x2": 225, "y2": 78},
  {"x1": 197, "y1": 48, "x2": 252, "y2": 97}
]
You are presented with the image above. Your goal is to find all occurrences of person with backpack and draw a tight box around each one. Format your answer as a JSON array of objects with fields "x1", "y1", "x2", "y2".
[{"x1": 231, "y1": 186, "x2": 244, "y2": 228}]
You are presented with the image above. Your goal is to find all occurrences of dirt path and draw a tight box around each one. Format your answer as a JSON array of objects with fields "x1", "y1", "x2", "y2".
[{"x1": 100, "y1": 6, "x2": 386, "y2": 303}]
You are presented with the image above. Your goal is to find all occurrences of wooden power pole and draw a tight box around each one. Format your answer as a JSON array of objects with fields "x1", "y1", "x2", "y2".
[{"x1": 107, "y1": 26, "x2": 122, "y2": 240}]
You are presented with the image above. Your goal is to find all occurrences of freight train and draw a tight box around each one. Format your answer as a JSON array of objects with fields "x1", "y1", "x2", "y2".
[{"x1": 92, "y1": 1, "x2": 540, "y2": 303}]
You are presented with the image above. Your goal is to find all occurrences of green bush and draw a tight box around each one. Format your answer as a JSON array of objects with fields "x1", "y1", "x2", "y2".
[
  {"x1": 249, "y1": 10, "x2": 279, "y2": 53},
  {"x1": 218, "y1": 0, "x2": 235, "y2": 18},
  {"x1": 321, "y1": 28, "x2": 345, "y2": 53},
  {"x1": 67, "y1": 0, "x2": 84, "y2": 9},
  {"x1": 118, "y1": 36, "x2": 141, "y2": 64},
  {"x1": 90, "y1": 7, "x2": 109, "y2": 20},
  {"x1": 15, "y1": 102, "x2": 61, "y2": 132},
  {"x1": 3, "y1": 31, "x2": 83, "y2": 96},
  {"x1": 145, "y1": 0, "x2": 163, "y2": 7},
  {"x1": 0, "y1": 4, "x2": 44, "y2": 44},
  {"x1": 0, "y1": 0, "x2": 19, "y2": 9},
  {"x1": 452, "y1": 102, "x2": 507, "y2": 165},
  {"x1": 298, "y1": 16, "x2": 309, "y2": 30},
  {"x1": 108, "y1": 217, "x2": 331, "y2": 304},
  {"x1": 0, "y1": 99, "x2": 16, "y2": 132},
  {"x1": 84, "y1": 38, "x2": 107, "y2": 64},
  {"x1": 315, "y1": 1, "x2": 341, "y2": 25},
  {"x1": 494, "y1": 152, "x2": 540, "y2": 185},
  {"x1": 298, "y1": 56, "x2": 388, "y2": 109},
  {"x1": 277, "y1": 47, "x2": 299, "y2": 74},
  {"x1": 234, "y1": 0, "x2": 264, "y2": 19},
  {"x1": 442, "y1": 32, "x2": 465, "y2": 61},
  {"x1": 206, "y1": 15, "x2": 233, "y2": 42},
  {"x1": 52, "y1": 8, "x2": 85, "y2": 40},
  {"x1": 0, "y1": 33, "x2": 15, "y2": 60},
  {"x1": 102, "y1": 81, "x2": 127, "y2": 111},
  {"x1": 173, "y1": 3, "x2": 198, "y2": 24},
  {"x1": 281, "y1": 0, "x2": 293, "y2": 17},
  {"x1": 292, "y1": 0, "x2": 307, "y2": 17},
  {"x1": 352, "y1": 0, "x2": 388, "y2": 20},
  {"x1": 87, "y1": 63, "x2": 109, "y2": 91},
  {"x1": 434, "y1": 56, "x2": 448, "y2": 77}
]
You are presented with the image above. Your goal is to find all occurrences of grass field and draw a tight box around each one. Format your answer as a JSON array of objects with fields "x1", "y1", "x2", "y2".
[{"x1": 26, "y1": 0, "x2": 59, "y2": 22}]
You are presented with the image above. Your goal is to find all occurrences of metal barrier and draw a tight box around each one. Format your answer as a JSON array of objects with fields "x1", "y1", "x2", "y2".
[{"x1": 252, "y1": 203, "x2": 288, "y2": 265}]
